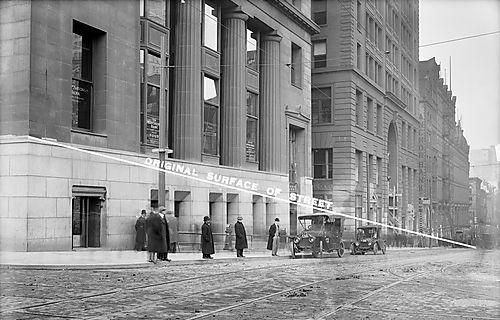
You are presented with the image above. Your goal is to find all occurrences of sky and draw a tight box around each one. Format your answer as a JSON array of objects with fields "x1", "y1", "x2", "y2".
[{"x1": 419, "y1": 0, "x2": 500, "y2": 151}]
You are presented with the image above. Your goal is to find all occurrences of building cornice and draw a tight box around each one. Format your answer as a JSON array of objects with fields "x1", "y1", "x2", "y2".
[{"x1": 266, "y1": 0, "x2": 320, "y2": 35}]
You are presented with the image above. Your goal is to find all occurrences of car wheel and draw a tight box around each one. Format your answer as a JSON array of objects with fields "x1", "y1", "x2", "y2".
[
  {"x1": 312, "y1": 251, "x2": 319, "y2": 258},
  {"x1": 291, "y1": 243, "x2": 296, "y2": 259},
  {"x1": 373, "y1": 243, "x2": 378, "y2": 255},
  {"x1": 337, "y1": 242, "x2": 345, "y2": 258},
  {"x1": 350, "y1": 243, "x2": 356, "y2": 255}
]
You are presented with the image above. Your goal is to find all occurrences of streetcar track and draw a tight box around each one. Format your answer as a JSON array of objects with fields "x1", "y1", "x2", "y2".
[
  {"x1": 0, "y1": 263, "x2": 295, "y2": 314},
  {"x1": 347, "y1": 305, "x2": 500, "y2": 319}
]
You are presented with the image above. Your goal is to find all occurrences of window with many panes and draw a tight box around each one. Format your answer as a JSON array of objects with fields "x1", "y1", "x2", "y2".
[
  {"x1": 72, "y1": 22, "x2": 94, "y2": 130},
  {"x1": 140, "y1": 0, "x2": 168, "y2": 26},
  {"x1": 313, "y1": 40, "x2": 326, "y2": 68},
  {"x1": 312, "y1": 87, "x2": 332, "y2": 124},
  {"x1": 367, "y1": 97, "x2": 374, "y2": 131},
  {"x1": 203, "y1": 1, "x2": 219, "y2": 52},
  {"x1": 246, "y1": 92, "x2": 259, "y2": 162},
  {"x1": 203, "y1": 76, "x2": 219, "y2": 155},
  {"x1": 312, "y1": 0, "x2": 327, "y2": 25},
  {"x1": 313, "y1": 149, "x2": 333, "y2": 179}
]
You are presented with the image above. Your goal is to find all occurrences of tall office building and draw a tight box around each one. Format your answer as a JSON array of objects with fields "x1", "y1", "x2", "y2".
[
  {"x1": 0, "y1": 0, "x2": 319, "y2": 251},
  {"x1": 419, "y1": 57, "x2": 470, "y2": 241},
  {"x1": 310, "y1": 0, "x2": 420, "y2": 240}
]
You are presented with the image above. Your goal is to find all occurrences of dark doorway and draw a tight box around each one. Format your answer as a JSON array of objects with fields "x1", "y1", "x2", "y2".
[{"x1": 72, "y1": 196, "x2": 101, "y2": 248}]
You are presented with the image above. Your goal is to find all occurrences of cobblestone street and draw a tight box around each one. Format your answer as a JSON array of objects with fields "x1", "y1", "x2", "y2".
[{"x1": 1, "y1": 248, "x2": 499, "y2": 319}]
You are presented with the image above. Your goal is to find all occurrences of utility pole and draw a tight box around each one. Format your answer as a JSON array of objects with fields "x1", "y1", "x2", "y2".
[{"x1": 154, "y1": 36, "x2": 172, "y2": 207}]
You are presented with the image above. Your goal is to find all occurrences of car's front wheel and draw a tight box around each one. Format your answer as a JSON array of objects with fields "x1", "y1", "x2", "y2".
[
  {"x1": 350, "y1": 243, "x2": 356, "y2": 255},
  {"x1": 373, "y1": 243, "x2": 378, "y2": 255},
  {"x1": 337, "y1": 242, "x2": 345, "y2": 258}
]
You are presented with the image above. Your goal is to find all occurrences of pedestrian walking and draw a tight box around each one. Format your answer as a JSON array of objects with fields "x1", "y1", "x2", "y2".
[
  {"x1": 267, "y1": 218, "x2": 280, "y2": 256},
  {"x1": 158, "y1": 207, "x2": 171, "y2": 262},
  {"x1": 134, "y1": 209, "x2": 147, "y2": 251},
  {"x1": 234, "y1": 216, "x2": 248, "y2": 257},
  {"x1": 201, "y1": 216, "x2": 214, "y2": 259},
  {"x1": 165, "y1": 211, "x2": 179, "y2": 253}
]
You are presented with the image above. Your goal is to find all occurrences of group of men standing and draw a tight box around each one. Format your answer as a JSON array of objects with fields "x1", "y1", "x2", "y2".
[
  {"x1": 136, "y1": 211, "x2": 282, "y2": 261},
  {"x1": 134, "y1": 207, "x2": 179, "y2": 264}
]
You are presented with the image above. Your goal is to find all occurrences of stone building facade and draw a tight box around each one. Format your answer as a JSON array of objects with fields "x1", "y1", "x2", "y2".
[
  {"x1": 310, "y1": 0, "x2": 420, "y2": 239},
  {"x1": 418, "y1": 58, "x2": 470, "y2": 241},
  {"x1": 0, "y1": 0, "x2": 319, "y2": 251}
]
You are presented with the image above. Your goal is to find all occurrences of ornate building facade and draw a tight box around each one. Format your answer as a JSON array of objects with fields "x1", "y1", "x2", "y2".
[
  {"x1": 310, "y1": 0, "x2": 420, "y2": 239},
  {"x1": 0, "y1": 0, "x2": 319, "y2": 251},
  {"x1": 418, "y1": 58, "x2": 470, "y2": 242}
]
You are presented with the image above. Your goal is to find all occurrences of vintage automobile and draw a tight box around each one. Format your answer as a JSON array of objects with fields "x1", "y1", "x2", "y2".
[
  {"x1": 290, "y1": 214, "x2": 345, "y2": 258},
  {"x1": 350, "y1": 225, "x2": 386, "y2": 255}
]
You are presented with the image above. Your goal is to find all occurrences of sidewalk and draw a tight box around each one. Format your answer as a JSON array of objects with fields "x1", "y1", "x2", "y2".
[
  {"x1": 0, "y1": 248, "x2": 290, "y2": 270},
  {"x1": 0, "y1": 247, "x2": 433, "y2": 270}
]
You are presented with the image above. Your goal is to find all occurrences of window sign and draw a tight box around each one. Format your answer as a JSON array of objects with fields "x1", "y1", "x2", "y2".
[
  {"x1": 203, "y1": 105, "x2": 218, "y2": 155},
  {"x1": 146, "y1": 85, "x2": 160, "y2": 146},
  {"x1": 72, "y1": 79, "x2": 91, "y2": 130}
]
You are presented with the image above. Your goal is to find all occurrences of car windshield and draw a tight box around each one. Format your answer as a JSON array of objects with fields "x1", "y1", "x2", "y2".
[
  {"x1": 299, "y1": 216, "x2": 325, "y2": 232},
  {"x1": 357, "y1": 228, "x2": 377, "y2": 239}
]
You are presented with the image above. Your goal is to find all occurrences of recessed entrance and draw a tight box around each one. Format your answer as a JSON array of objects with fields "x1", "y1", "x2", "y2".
[{"x1": 71, "y1": 186, "x2": 106, "y2": 249}]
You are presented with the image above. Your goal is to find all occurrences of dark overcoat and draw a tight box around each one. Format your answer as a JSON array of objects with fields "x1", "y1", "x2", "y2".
[
  {"x1": 267, "y1": 223, "x2": 278, "y2": 250},
  {"x1": 146, "y1": 213, "x2": 168, "y2": 253},
  {"x1": 201, "y1": 222, "x2": 215, "y2": 255},
  {"x1": 234, "y1": 221, "x2": 248, "y2": 250},
  {"x1": 134, "y1": 216, "x2": 147, "y2": 250},
  {"x1": 160, "y1": 214, "x2": 171, "y2": 253}
]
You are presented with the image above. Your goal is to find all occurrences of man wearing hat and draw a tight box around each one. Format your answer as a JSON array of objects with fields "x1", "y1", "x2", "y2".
[
  {"x1": 234, "y1": 216, "x2": 248, "y2": 257},
  {"x1": 201, "y1": 216, "x2": 215, "y2": 259},
  {"x1": 267, "y1": 218, "x2": 280, "y2": 256}
]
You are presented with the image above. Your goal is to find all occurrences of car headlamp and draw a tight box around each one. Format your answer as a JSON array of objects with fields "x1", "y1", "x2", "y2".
[
  {"x1": 309, "y1": 237, "x2": 315, "y2": 243},
  {"x1": 294, "y1": 237, "x2": 300, "y2": 244}
]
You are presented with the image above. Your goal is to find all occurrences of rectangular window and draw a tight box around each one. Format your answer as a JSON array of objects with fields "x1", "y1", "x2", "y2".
[
  {"x1": 367, "y1": 97, "x2": 374, "y2": 131},
  {"x1": 145, "y1": 0, "x2": 166, "y2": 25},
  {"x1": 402, "y1": 121, "x2": 407, "y2": 149},
  {"x1": 376, "y1": 104, "x2": 383, "y2": 135},
  {"x1": 246, "y1": 92, "x2": 258, "y2": 162},
  {"x1": 312, "y1": 87, "x2": 332, "y2": 124},
  {"x1": 355, "y1": 150, "x2": 362, "y2": 183},
  {"x1": 356, "y1": 90, "x2": 363, "y2": 126},
  {"x1": 313, "y1": 149, "x2": 333, "y2": 179},
  {"x1": 203, "y1": 76, "x2": 219, "y2": 155},
  {"x1": 72, "y1": 24, "x2": 93, "y2": 130},
  {"x1": 355, "y1": 194, "x2": 362, "y2": 227},
  {"x1": 246, "y1": 29, "x2": 258, "y2": 71},
  {"x1": 313, "y1": 40, "x2": 327, "y2": 68},
  {"x1": 356, "y1": 0, "x2": 362, "y2": 30},
  {"x1": 291, "y1": 43, "x2": 302, "y2": 87},
  {"x1": 312, "y1": 0, "x2": 327, "y2": 25},
  {"x1": 203, "y1": 2, "x2": 218, "y2": 51},
  {"x1": 356, "y1": 43, "x2": 362, "y2": 69},
  {"x1": 377, "y1": 157, "x2": 382, "y2": 187}
]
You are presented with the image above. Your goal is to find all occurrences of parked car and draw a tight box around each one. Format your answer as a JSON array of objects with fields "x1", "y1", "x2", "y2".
[
  {"x1": 350, "y1": 225, "x2": 386, "y2": 255},
  {"x1": 290, "y1": 214, "x2": 345, "y2": 258}
]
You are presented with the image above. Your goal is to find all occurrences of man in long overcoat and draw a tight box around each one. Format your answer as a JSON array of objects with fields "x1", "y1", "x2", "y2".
[
  {"x1": 267, "y1": 218, "x2": 280, "y2": 256},
  {"x1": 234, "y1": 216, "x2": 248, "y2": 257},
  {"x1": 165, "y1": 211, "x2": 179, "y2": 253},
  {"x1": 158, "y1": 207, "x2": 171, "y2": 261},
  {"x1": 201, "y1": 216, "x2": 214, "y2": 259},
  {"x1": 146, "y1": 209, "x2": 168, "y2": 263},
  {"x1": 134, "y1": 210, "x2": 147, "y2": 251}
]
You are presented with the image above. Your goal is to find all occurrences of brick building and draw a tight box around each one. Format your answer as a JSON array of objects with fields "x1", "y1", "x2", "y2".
[
  {"x1": 0, "y1": 0, "x2": 319, "y2": 251},
  {"x1": 418, "y1": 57, "x2": 470, "y2": 241},
  {"x1": 310, "y1": 0, "x2": 420, "y2": 239}
]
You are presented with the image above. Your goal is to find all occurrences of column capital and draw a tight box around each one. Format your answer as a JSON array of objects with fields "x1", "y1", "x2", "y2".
[
  {"x1": 222, "y1": 7, "x2": 249, "y2": 21},
  {"x1": 261, "y1": 31, "x2": 282, "y2": 43}
]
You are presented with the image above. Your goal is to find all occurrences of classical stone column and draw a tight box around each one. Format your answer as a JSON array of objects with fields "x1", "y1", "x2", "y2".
[
  {"x1": 172, "y1": 0, "x2": 202, "y2": 161},
  {"x1": 259, "y1": 32, "x2": 282, "y2": 173},
  {"x1": 221, "y1": 9, "x2": 248, "y2": 167}
]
